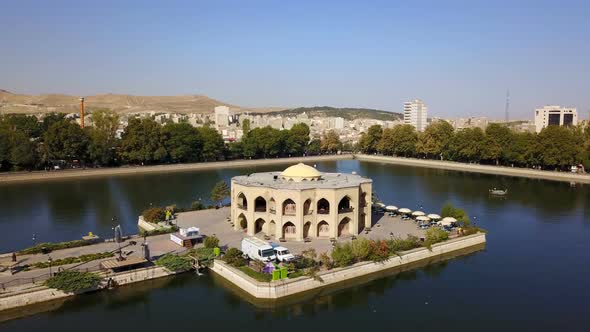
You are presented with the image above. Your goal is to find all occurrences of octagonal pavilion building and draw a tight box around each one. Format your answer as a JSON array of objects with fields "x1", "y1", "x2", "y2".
[{"x1": 230, "y1": 163, "x2": 372, "y2": 241}]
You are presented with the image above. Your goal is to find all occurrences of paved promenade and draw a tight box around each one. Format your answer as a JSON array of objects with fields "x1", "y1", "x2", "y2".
[{"x1": 1, "y1": 207, "x2": 424, "y2": 292}]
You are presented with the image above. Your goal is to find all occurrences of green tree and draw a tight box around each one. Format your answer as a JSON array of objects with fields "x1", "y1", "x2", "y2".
[
  {"x1": 161, "y1": 122, "x2": 202, "y2": 163},
  {"x1": 506, "y1": 132, "x2": 538, "y2": 167},
  {"x1": 416, "y1": 121, "x2": 454, "y2": 159},
  {"x1": 119, "y1": 118, "x2": 166, "y2": 164},
  {"x1": 289, "y1": 123, "x2": 311, "y2": 155},
  {"x1": 9, "y1": 131, "x2": 37, "y2": 170},
  {"x1": 40, "y1": 113, "x2": 66, "y2": 135},
  {"x1": 0, "y1": 129, "x2": 10, "y2": 169},
  {"x1": 482, "y1": 123, "x2": 513, "y2": 165},
  {"x1": 537, "y1": 126, "x2": 583, "y2": 169},
  {"x1": 320, "y1": 130, "x2": 342, "y2": 153},
  {"x1": 211, "y1": 181, "x2": 230, "y2": 207},
  {"x1": 241, "y1": 118, "x2": 251, "y2": 134},
  {"x1": 448, "y1": 127, "x2": 485, "y2": 162},
  {"x1": 307, "y1": 138, "x2": 321, "y2": 155},
  {"x1": 358, "y1": 125, "x2": 382, "y2": 154},
  {"x1": 377, "y1": 124, "x2": 417, "y2": 157},
  {"x1": 44, "y1": 119, "x2": 89, "y2": 162},
  {"x1": 87, "y1": 109, "x2": 120, "y2": 166},
  {"x1": 197, "y1": 125, "x2": 224, "y2": 161},
  {"x1": 0, "y1": 114, "x2": 41, "y2": 138}
]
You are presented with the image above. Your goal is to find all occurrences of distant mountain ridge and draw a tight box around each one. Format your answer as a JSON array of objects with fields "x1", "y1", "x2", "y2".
[
  {"x1": 253, "y1": 106, "x2": 403, "y2": 121},
  {"x1": 0, "y1": 90, "x2": 401, "y2": 121}
]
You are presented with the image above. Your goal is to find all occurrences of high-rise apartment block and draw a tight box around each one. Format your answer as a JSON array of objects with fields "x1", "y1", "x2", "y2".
[{"x1": 404, "y1": 99, "x2": 428, "y2": 132}]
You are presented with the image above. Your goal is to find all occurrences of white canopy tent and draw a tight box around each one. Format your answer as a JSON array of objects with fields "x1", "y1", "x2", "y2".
[
  {"x1": 385, "y1": 205, "x2": 398, "y2": 212},
  {"x1": 416, "y1": 216, "x2": 431, "y2": 222},
  {"x1": 440, "y1": 217, "x2": 457, "y2": 226},
  {"x1": 398, "y1": 208, "x2": 412, "y2": 214},
  {"x1": 411, "y1": 211, "x2": 425, "y2": 217},
  {"x1": 427, "y1": 214, "x2": 441, "y2": 220}
]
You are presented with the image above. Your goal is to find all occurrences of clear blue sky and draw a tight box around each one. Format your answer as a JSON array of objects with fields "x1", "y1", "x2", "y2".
[{"x1": 1, "y1": 0, "x2": 588, "y2": 119}]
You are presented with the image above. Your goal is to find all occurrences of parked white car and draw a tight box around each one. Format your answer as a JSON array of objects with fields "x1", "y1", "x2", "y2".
[{"x1": 273, "y1": 246, "x2": 295, "y2": 262}]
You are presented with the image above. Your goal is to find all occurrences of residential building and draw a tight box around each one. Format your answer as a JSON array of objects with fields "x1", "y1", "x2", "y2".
[
  {"x1": 404, "y1": 99, "x2": 428, "y2": 132},
  {"x1": 214, "y1": 106, "x2": 230, "y2": 129},
  {"x1": 534, "y1": 105, "x2": 577, "y2": 133}
]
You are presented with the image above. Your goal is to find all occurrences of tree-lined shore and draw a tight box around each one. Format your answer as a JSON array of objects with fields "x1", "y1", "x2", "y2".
[
  {"x1": 0, "y1": 111, "x2": 588, "y2": 173},
  {"x1": 358, "y1": 122, "x2": 590, "y2": 170}
]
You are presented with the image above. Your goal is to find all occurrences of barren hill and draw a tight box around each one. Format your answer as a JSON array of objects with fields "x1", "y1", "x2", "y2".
[{"x1": 0, "y1": 90, "x2": 256, "y2": 115}]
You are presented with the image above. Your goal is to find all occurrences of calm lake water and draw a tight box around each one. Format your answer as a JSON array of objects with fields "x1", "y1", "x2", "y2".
[{"x1": 1, "y1": 160, "x2": 589, "y2": 331}]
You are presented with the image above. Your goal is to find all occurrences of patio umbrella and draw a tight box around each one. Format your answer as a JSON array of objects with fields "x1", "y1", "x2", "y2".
[
  {"x1": 385, "y1": 205, "x2": 398, "y2": 211},
  {"x1": 398, "y1": 208, "x2": 412, "y2": 214},
  {"x1": 376, "y1": 202, "x2": 386, "y2": 208},
  {"x1": 411, "y1": 211, "x2": 425, "y2": 217},
  {"x1": 440, "y1": 217, "x2": 457, "y2": 226},
  {"x1": 427, "y1": 214, "x2": 441, "y2": 220},
  {"x1": 416, "y1": 216, "x2": 431, "y2": 222}
]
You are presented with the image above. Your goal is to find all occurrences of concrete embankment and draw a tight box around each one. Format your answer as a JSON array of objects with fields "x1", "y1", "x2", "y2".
[
  {"x1": 0, "y1": 154, "x2": 352, "y2": 184},
  {"x1": 355, "y1": 154, "x2": 590, "y2": 184},
  {"x1": 210, "y1": 233, "x2": 486, "y2": 302},
  {"x1": 0, "y1": 265, "x2": 175, "y2": 314}
]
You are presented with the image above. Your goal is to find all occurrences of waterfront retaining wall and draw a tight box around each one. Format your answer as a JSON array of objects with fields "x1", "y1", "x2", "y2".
[
  {"x1": 211, "y1": 233, "x2": 486, "y2": 299},
  {"x1": 355, "y1": 154, "x2": 590, "y2": 184},
  {"x1": 0, "y1": 266, "x2": 174, "y2": 312}
]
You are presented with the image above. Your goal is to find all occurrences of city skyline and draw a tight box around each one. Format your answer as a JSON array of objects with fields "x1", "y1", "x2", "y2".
[{"x1": 1, "y1": 1, "x2": 589, "y2": 119}]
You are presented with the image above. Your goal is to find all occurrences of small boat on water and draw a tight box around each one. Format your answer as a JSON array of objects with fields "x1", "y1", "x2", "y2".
[{"x1": 489, "y1": 188, "x2": 508, "y2": 195}]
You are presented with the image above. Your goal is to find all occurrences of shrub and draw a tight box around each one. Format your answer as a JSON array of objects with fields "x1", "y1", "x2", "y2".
[
  {"x1": 223, "y1": 248, "x2": 246, "y2": 267},
  {"x1": 191, "y1": 201, "x2": 205, "y2": 210},
  {"x1": 238, "y1": 266, "x2": 272, "y2": 282},
  {"x1": 351, "y1": 238, "x2": 372, "y2": 262},
  {"x1": 319, "y1": 252, "x2": 332, "y2": 269},
  {"x1": 301, "y1": 248, "x2": 317, "y2": 260},
  {"x1": 368, "y1": 240, "x2": 390, "y2": 262},
  {"x1": 204, "y1": 235, "x2": 219, "y2": 249},
  {"x1": 138, "y1": 225, "x2": 178, "y2": 237},
  {"x1": 440, "y1": 202, "x2": 471, "y2": 226},
  {"x1": 425, "y1": 228, "x2": 449, "y2": 246},
  {"x1": 331, "y1": 243, "x2": 355, "y2": 267},
  {"x1": 31, "y1": 252, "x2": 114, "y2": 269},
  {"x1": 155, "y1": 254, "x2": 192, "y2": 272},
  {"x1": 387, "y1": 235, "x2": 422, "y2": 253},
  {"x1": 19, "y1": 239, "x2": 94, "y2": 255},
  {"x1": 142, "y1": 207, "x2": 166, "y2": 223},
  {"x1": 45, "y1": 270, "x2": 102, "y2": 293}
]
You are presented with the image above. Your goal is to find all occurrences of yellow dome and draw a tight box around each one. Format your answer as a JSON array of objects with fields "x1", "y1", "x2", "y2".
[{"x1": 281, "y1": 163, "x2": 321, "y2": 181}]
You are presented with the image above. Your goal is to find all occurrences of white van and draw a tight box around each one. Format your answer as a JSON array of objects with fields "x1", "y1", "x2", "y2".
[{"x1": 241, "y1": 237, "x2": 276, "y2": 262}]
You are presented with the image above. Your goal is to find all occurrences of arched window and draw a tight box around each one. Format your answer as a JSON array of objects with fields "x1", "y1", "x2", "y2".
[
  {"x1": 317, "y1": 198, "x2": 330, "y2": 214},
  {"x1": 338, "y1": 196, "x2": 352, "y2": 213},
  {"x1": 282, "y1": 199, "x2": 296, "y2": 216},
  {"x1": 317, "y1": 221, "x2": 329, "y2": 237},
  {"x1": 338, "y1": 217, "x2": 350, "y2": 237},
  {"x1": 237, "y1": 193, "x2": 248, "y2": 210},
  {"x1": 254, "y1": 196, "x2": 267, "y2": 212},
  {"x1": 282, "y1": 222, "x2": 296, "y2": 239}
]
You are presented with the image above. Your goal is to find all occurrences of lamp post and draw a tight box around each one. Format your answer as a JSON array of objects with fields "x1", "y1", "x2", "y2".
[{"x1": 48, "y1": 256, "x2": 53, "y2": 276}]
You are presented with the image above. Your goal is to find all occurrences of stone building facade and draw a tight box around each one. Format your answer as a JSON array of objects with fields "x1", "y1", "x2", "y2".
[{"x1": 230, "y1": 163, "x2": 372, "y2": 241}]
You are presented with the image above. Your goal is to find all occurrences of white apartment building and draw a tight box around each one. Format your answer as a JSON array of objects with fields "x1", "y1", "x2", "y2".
[
  {"x1": 534, "y1": 105, "x2": 577, "y2": 133},
  {"x1": 404, "y1": 99, "x2": 428, "y2": 132},
  {"x1": 214, "y1": 106, "x2": 230, "y2": 129}
]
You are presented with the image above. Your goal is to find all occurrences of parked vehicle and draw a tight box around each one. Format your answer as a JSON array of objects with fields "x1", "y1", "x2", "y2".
[
  {"x1": 273, "y1": 246, "x2": 295, "y2": 262},
  {"x1": 241, "y1": 237, "x2": 276, "y2": 262}
]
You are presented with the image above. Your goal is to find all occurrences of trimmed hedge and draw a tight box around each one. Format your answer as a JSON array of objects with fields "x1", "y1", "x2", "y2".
[
  {"x1": 45, "y1": 270, "x2": 102, "y2": 292},
  {"x1": 155, "y1": 254, "x2": 192, "y2": 272},
  {"x1": 138, "y1": 225, "x2": 178, "y2": 237},
  {"x1": 19, "y1": 239, "x2": 93, "y2": 255},
  {"x1": 142, "y1": 207, "x2": 166, "y2": 223},
  {"x1": 238, "y1": 266, "x2": 272, "y2": 282},
  {"x1": 30, "y1": 252, "x2": 114, "y2": 270}
]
